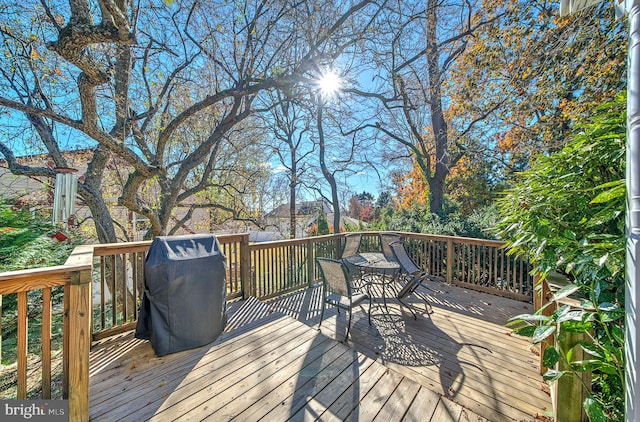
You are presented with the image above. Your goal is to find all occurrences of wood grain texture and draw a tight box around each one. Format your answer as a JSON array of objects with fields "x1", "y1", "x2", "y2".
[
  {"x1": 88, "y1": 297, "x2": 490, "y2": 422},
  {"x1": 267, "y1": 281, "x2": 551, "y2": 422},
  {"x1": 67, "y1": 270, "x2": 92, "y2": 422}
]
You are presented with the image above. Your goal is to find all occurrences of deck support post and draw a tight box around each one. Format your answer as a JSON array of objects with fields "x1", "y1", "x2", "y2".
[
  {"x1": 446, "y1": 237, "x2": 454, "y2": 284},
  {"x1": 65, "y1": 267, "x2": 92, "y2": 422},
  {"x1": 535, "y1": 275, "x2": 556, "y2": 375},
  {"x1": 554, "y1": 325, "x2": 591, "y2": 422},
  {"x1": 306, "y1": 237, "x2": 315, "y2": 287},
  {"x1": 240, "y1": 233, "x2": 252, "y2": 298}
]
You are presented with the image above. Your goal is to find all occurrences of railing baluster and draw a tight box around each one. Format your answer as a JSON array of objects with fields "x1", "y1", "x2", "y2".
[
  {"x1": 132, "y1": 252, "x2": 138, "y2": 321},
  {"x1": 240, "y1": 235, "x2": 251, "y2": 299},
  {"x1": 506, "y1": 252, "x2": 512, "y2": 291},
  {"x1": 17, "y1": 291, "x2": 28, "y2": 399},
  {"x1": 110, "y1": 255, "x2": 116, "y2": 328},
  {"x1": 232, "y1": 242, "x2": 238, "y2": 294},
  {"x1": 42, "y1": 287, "x2": 52, "y2": 399},
  {"x1": 255, "y1": 249, "x2": 261, "y2": 297},
  {"x1": 269, "y1": 248, "x2": 273, "y2": 296},
  {"x1": 100, "y1": 257, "x2": 106, "y2": 331},
  {"x1": 493, "y1": 247, "x2": 498, "y2": 290},
  {"x1": 273, "y1": 247, "x2": 278, "y2": 294},
  {"x1": 500, "y1": 248, "x2": 505, "y2": 289},
  {"x1": 520, "y1": 257, "x2": 526, "y2": 295},
  {"x1": 121, "y1": 253, "x2": 127, "y2": 324},
  {"x1": 476, "y1": 244, "x2": 481, "y2": 286},
  {"x1": 280, "y1": 246, "x2": 284, "y2": 291},
  {"x1": 259, "y1": 249, "x2": 265, "y2": 297},
  {"x1": 278, "y1": 246, "x2": 284, "y2": 290},
  {"x1": 464, "y1": 243, "x2": 469, "y2": 284}
]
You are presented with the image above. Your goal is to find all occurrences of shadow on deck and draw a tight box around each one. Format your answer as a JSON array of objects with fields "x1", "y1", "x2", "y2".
[
  {"x1": 264, "y1": 279, "x2": 551, "y2": 422},
  {"x1": 88, "y1": 281, "x2": 550, "y2": 421}
]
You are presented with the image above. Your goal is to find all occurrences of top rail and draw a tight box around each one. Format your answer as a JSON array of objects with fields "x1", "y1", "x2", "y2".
[{"x1": 0, "y1": 264, "x2": 92, "y2": 295}]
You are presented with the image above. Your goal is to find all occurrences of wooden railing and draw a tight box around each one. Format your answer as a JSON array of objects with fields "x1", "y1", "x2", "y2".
[
  {"x1": 0, "y1": 230, "x2": 533, "y2": 420},
  {"x1": 399, "y1": 232, "x2": 533, "y2": 302},
  {"x1": 0, "y1": 245, "x2": 93, "y2": 422}
]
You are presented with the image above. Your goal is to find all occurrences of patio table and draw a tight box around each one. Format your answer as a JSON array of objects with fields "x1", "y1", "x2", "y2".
[{"x1": 343, "y1": 253, "x2": 400, "y2": 312}]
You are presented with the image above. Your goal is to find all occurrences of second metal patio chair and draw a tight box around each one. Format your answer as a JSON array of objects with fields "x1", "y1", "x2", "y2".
[
  {"x1": 341, "y1": 233, "x2": 363, "y2": 286},
  {"x1": 390, "y1": 241, "x2": 436, "y2": 318},
  {"x1": 317, "y1": 257, "x2": 371, "y2": 341},
  {"x1": 340, "y1": 233, "x2": 362, "y2": 259},
  {"x1": 379, "y1": 232, "x2": 402, "y2": 262}
]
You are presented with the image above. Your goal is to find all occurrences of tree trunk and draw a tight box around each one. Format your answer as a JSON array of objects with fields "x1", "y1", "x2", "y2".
[
  {"x1": 80, "y1": 145, "x2": 118, "y2": 243},
  {"x1": 426, "y1": 0, "x2": 449, "y2": 216},
  {"x1": 289, "y1": 150, "x2": 297, "y2": 239},
  {"x1": 317, "y1": 101, "x2": 341, "y2": 234}
]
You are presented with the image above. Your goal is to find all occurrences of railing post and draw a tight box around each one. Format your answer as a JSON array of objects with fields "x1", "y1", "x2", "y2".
[
  {"x1": 446, "y1": 237, "x2": 454, "y2": 284},
  {"x1": 65, "y1": 267, "x2": 92, "y2": 422},
  {"x1": 307, "y1": 237, "x2": 315, "y2": 287},
  {"x1": 554, "y1": 325, "x2": 591, "y2": 422},
  {"x1": 239, "y1": 233, "x2": 252, "y2": 299},
  {"x1": 535, "y1": 275, "x2": 556, "y2": 374}
]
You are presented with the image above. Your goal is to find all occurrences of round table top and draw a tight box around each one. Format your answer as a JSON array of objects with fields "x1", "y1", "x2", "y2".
[{"x1": 344, "y1": 253, "x2": 399, "y2": 270}]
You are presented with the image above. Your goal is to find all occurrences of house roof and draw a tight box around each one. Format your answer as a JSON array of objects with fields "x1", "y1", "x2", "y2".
[
  {"x1": 248, "y1": 231, "x2": 285, "y2": 242},
  {"x1": 265, "y1": 199, "x2": 333, "y2": 218}
]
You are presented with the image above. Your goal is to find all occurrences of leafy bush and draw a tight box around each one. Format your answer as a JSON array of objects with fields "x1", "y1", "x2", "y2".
[
  {"x1": 495, "y1": 95, "x2": 626, "y2": 420},
  {"x1": 0, "y1": 198, "x2": 85, "y2": 361},
  {"x1": 378, "y1": 202, "x2": 499, "y2": 239},
  {"x1": 0, "y1": 199, "x2": 81, "y2": 271}
]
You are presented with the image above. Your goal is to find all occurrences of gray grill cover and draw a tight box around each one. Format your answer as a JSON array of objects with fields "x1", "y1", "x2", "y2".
[{"x1": 135, "y1": 234, "x2": 227, "y2": 356}]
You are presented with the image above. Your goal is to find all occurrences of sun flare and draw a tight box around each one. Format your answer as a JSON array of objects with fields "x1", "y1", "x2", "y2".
[{"x1": 317, "y1": 71, "x2": 342, "y2": 99}]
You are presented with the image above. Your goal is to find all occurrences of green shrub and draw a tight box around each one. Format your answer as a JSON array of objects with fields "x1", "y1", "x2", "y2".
[
  {"x1": 0, "y1": 198, "x2": 85, "y2": 365},
  {"x1": 0, "y1": 199, "x2": 81, "y2": 271},
  {"x1": 380, "y1": 202, "x2": 499, "y2": 239},
  {"x1": 495, "y1": 94, "x2": 626, "y2": 420}
]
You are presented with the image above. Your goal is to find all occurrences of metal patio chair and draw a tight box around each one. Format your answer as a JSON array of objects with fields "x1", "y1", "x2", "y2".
[
  {"x1": 390, "y1": 240, "x2": 436, "y2": 318},
  {"x1": 341, "y1": 233, "x2": 363, "y2": 286},
  {"x1": 317, "y1": 257, "x2": 371, "y2": 340},
  {"x1": 340, "y1": 233, "x2": 362, "y2": 259},
  {"x1": 379, "y1": 233, "x2": 402, "y2": 262}
]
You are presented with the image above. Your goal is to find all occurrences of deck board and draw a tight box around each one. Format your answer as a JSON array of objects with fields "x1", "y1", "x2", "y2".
[
  {"x1": 404, "y1": 387, "x2": 441, "y2": 421},
  {"x1": 88, "y1": 284, "x2": 551, "y2": 421},
  {"x1": 313, "y1": 360, "x2": 390, "y2": 422},
  {"x1": 265, "y1": 280, "x2": 551, "y2": 422},
  {"x1": 372, "y1": 376, "x2": 421, "y2": 422},
  {"x1": 88, "y1": 297, "x2": 452, "y2": 421}
]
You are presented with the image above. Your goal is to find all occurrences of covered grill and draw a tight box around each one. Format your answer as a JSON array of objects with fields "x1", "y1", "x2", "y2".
[{"x1": 135, "y1": 234, "x2": 227, "y2": 356}]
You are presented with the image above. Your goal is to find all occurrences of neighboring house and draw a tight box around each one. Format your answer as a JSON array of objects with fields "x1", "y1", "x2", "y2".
[
  {"x1": 264, "y1": 199, "x2": 364, "y2": 238},
  {"x1": 264, "y1": 199, "x2": 332, "y2": 238},
  {"x1": 248, "y1": 231, "x2": 285, "y2": 243}
]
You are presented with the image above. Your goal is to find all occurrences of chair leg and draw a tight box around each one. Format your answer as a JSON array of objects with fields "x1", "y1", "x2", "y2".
[
  {"x1": 345, "y1": 307, "x2": 352, "y2": 340},
  {"x1": 318, "y1": 300, "x2": 326, "y2": 330},
  {"x1": 397, "y1": 296, "x2": 417, "y2": 320}
]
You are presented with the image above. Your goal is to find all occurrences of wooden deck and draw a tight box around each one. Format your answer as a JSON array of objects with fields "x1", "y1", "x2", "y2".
[
  {"x1": 88, "y1": 281, "x2": 550, "y2": 421},
  {"x1": 266, "y1": 280, "x2": 551, "y2": 422}
]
